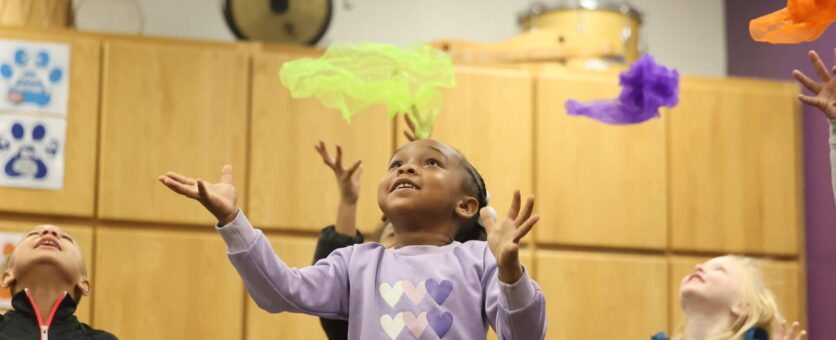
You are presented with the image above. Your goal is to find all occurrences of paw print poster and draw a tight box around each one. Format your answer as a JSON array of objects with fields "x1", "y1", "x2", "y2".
[
  {"x1": 0, "y1": 115, "x2": 65, "y2": 190},
  {"x1": 0, "y1": 39, "x2": 69, "y2": 115}
]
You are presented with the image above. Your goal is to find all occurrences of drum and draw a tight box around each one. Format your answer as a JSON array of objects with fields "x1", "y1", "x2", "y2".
[
  {"x1": 518, "y1": 0, "x2": 642, "y2": 68},
  {"x1": 223, "y1": 0, "x2": 332, "y2": 45}
]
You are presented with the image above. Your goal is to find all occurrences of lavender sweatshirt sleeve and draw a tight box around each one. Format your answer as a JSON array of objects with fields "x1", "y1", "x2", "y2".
[
  {"x1": 482, "y1": 246, "x2": 547, "y2": 340},
  {"x1": 216, "y1": 211, "x2": 351, "y2": 320}
]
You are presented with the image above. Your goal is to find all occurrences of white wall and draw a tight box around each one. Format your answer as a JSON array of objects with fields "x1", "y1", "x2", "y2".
[{"x1": 72, "y1": 0, "x2": 726, "y2": 77}]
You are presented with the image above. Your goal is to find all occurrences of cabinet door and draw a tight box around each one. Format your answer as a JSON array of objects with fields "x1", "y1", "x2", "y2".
[
  {"x1": 536, "y1": 250, "x2": 669, "y2": 339},
  {"x1": 536, "y1": 71, "x2": 667, "y2": 249},
  {"x1": 94, "y1": 226, "x2": 244, "y2": 340},
  {"x1": 395, "y1": 66, "x2": 534, "y2": 234},
  {"x1": 0, "y1": 220, "x2": 93, "y2": 323},
  {"x1": 669, "y1": 78, "x2": 802, "y2": 255},
  {"x1": 245, "y1": 234, "x2": 326, "y2": 340},
  {"x1": 0, "y1": 29, "x2": 100, "y2": 217},
  {"x1": 98, "y1": 40, "x2": 248, "y2": 225},
  {"x1": 248, "y1": 51, "x2": 393, "y2": 234}
]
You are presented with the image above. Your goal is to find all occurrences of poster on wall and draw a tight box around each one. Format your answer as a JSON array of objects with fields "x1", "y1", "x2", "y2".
[
  {"x1": 0, "y1": 231, "x2": 23, "y2": 309},
  {"x1": 0, "y1": 114, "x2": 66, "y2": 190},
  {"x1": 0, "y1": 39, "x2": 70, "y2": 116}
]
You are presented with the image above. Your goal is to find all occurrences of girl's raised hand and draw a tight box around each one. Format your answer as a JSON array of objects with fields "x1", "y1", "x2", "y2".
[
  {"x1": 158, "y1": 165, "x2": 238, "y2": 225},
  {"x1": 775, "y1": 321, "x2": 807, "y2": 340},
  {"x1": 794, "y1": 49, "x2": 836, "y2": 119},
  {"x1": 403, "y1": 114, "x2": 432, "y2": 142},
  {"x1": 315, "y1": 141, "x2": 362, "y2": 204},
  {"x1": 483, "y1": 190, "x2": 539, "y2": 284}
]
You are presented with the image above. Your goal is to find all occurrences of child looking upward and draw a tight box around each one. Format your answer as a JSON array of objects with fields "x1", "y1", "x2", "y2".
[{"x1": 159, "y1": 139, "x2": 546, "y2": 339}]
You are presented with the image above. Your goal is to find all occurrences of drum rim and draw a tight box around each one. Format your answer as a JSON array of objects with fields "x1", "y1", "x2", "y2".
[{"x1": 517, "y1": 0, "x2": 643, "y2": 24}]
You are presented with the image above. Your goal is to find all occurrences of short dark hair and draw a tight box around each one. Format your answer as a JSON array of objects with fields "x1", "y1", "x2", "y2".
[{"x1": 453, "y1": 153, "x2": 488, "y2": 243}]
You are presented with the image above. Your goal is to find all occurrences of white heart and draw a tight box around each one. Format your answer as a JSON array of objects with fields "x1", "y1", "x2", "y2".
[
  {"x1": 379, "y1": 281, "x2": 404, "y2": 308},
  {"x1": 380, "y1": 312, "x2": 405, "y2": 340}
]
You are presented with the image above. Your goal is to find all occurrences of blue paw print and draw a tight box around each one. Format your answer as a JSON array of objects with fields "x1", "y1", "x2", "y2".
[
  {"x1": 4, "y1": 122, "x2": 53, "y2": 180},
  {"x1": 1, "y1": 49, "x2": 63, "y2": 107}
]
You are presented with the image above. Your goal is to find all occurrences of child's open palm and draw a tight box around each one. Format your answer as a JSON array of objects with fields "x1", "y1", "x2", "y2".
[
  {"x1": 315, "y1": 141, "x2": 362, "y2": 204},
  {"x1": 775, "y1": 321, "x2": 807, "y2": 340},
  {"x1": 484, "y1": 191, "x2": 540, "y2": 283},
  {"x1": 158, "y1": 165, "x2": 238, "y2": 225},
  {"x1": 794, "y1": 49, "x2": 836, "y2": 120}
]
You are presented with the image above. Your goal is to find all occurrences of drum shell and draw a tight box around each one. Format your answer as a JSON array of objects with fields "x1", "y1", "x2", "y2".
[{"x1": 520, "y1": 5, "x2": 641, "y2": 64}]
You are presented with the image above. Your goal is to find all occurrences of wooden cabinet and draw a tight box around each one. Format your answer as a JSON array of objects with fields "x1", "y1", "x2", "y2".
[
  {"x1": 247, "y1": 50, "x2": 393, "y2": 234},
  {"x1": 669, "y1": 78, "x2": 802, "y2": 255},
  {"x1": 0, "y1": 29, "x2": 99, "y2": 217},
  {"x1": 93, "y1": 226, "x2": 244, "y2": 340},
  {"x1": 536, "y1": 250, "x2": 669, "y2": 339},
  {"x1": 535, "y1": 71, "x2": 667, "y2": 249},
  {"x1": 97, "y1": 40, "x2": 249, "y2": 225}
]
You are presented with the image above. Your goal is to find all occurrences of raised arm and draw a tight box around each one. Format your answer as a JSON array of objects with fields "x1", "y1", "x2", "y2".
[
  {"x1": 315, "y1": 141, "x2": 362, "y2": 237},
  {"x1": 159, "y1": 166, "x2": 351, "y2": 318},
  {"x1": 793, "y1": 49, "x2": 836, "y2": 202},
  {"x1": 482, "y1": 191, "x2": 547, "y2": 339}
]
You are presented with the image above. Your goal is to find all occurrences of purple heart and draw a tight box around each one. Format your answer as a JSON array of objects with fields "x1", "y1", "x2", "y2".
[
  {"x1": 426, "y1": 279, "x2": 453, "y2": 305},
  {"x1": 427, "y1": 310, "x2": 453, "y2": 338}
]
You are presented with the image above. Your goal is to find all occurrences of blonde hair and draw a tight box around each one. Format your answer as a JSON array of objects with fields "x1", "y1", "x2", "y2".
[{"x1": 679, "y1": 255, "x2": 783, "y2": 340}]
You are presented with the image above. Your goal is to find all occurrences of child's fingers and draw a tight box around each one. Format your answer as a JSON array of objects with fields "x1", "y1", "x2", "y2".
[
  {"x1": 810, "y1": 50, "x2": 831, "y2": 82},
  {"x1": 479, "y1": 207, "x2": 496, "y2": 231},
  {"x1": 793, "y1": 70, "x2": 822, "y2": 93},
  {"x1": 515, "y1": 195, "x2": 535, "y2": 225},
  {"x1": 796, "y1": 330, "x2": 807, "y2": 340},
  {"x1": 353, "y1": 164, "x2": 363, "y2": 182},
  {"x1": 160, "y1": 176, "x2": 197, "y2": 198},
  {"x1": 481, "y1": 206, "x2": 498, "y2": 226},
  {"x1": 789, "y1": 322, "x2": 800, "y2": 339},
  {"x1": 513, "y1": 215, "x2": 539, "y2": 243},
  {"x1": 165, "y1": 171, "x2": 196, "y2": 185},
  {"x1": 346, "y1": 160, "x2": 362, "y2": 178},
  {"x1": 220, "y1": 165, "x2": 234, "y2": 185},
  {"x1": 404, "y1": 114, "x2": 416, "y2": 132},
  {"x1": 798, "y1": 94, "x2": 828, "y2": 108},
  {"x1": 196, "y1": 179, "x2": 211, "y2": 202},
  {"x1": 315, "y1": 142, "x2": 335, "y2": 169},
  {"x1": 335, "y1": 145, "x2": 343, "y2": 169},
  {"x1": 832, "y1": 47, "x2": 836, "y2": 72},
  {"x1": 506, "y1": 190, "x2": 521, "y2": 221},
  {"x1": 778, "y1": 321, "x2": 788, "y2": 337},
  {"x1": 403, "y1": 130, "x2": 417, "y2": 142}
]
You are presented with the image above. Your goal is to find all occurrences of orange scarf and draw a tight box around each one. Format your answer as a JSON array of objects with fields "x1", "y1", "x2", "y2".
[{"x1": 750, "y1": 0, "x2": 836, "y2": 43}]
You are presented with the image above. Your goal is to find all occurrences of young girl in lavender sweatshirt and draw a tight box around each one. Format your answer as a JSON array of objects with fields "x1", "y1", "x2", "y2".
[{"x1": 158, "y1": 138, "x2": 547, "y2": 340}]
